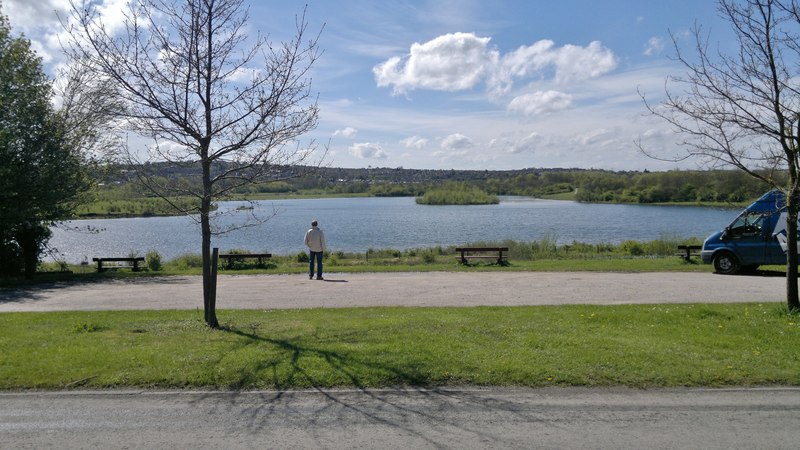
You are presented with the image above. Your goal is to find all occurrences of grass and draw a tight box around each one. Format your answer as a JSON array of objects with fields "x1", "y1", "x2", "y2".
[
  {"x1": 1, "y1": 304, "x2": 797, "y2": 390},
  {"x1": 20, "y1": 255, "x2": 718, "y2": 285},
  {"x1": 21, "y1": 236, "x2": 718, "y2": 282}
]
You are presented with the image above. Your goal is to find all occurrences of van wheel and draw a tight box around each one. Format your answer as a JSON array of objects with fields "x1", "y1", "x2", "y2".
[{"x1": 713, "y1": 252, "x2": 739, "y2": 275}]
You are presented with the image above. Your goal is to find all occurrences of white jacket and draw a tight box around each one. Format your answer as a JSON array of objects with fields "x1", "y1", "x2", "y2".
[{"x1": 304, "y1": 226, "x2": 326, "y2": 252}]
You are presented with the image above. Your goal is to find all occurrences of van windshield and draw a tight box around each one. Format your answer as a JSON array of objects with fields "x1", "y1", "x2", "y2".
[{"x1": 729, "y1": 211, "x2": 766, "y2": 238}]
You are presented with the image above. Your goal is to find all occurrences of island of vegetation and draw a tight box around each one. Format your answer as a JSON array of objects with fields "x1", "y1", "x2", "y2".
[{"x1": 415, "y1": 184, "x2": 499, "y2": 205}]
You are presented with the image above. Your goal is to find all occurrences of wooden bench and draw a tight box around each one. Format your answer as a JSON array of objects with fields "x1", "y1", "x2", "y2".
[
  {"x1": 455, "y1": 247, "x2": 509, "y2": 264},
  {"x1": 92, "y1": 257, "x2": 145, "y2": 272},
  {"x1": 219, "y1": 253, "x2": 272, "y2": 269},
  {"x1": 677, "y1": 245, "x2": 702, "y2": 261}
]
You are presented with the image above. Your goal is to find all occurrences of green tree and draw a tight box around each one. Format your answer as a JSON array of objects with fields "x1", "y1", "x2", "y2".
[{"x1": 0, "y1": 12, "x2": 88, "y2": 278}]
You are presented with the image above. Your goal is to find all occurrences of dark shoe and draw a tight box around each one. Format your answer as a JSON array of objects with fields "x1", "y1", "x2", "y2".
[
  {"x1": 309, "y1": 275, "x2": 313, "y2": 280},
  {"x1": 316, "y1": 276, "x2": 324, "y2": 280}
]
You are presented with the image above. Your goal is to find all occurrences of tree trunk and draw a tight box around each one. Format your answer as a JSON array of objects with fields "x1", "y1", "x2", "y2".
[
  {"x1": 210, "y1": 247, "x2": 219, "y2": 319},
  {"x1": 18, "y1": 224, "x2": 37, "y2": 280},
  {"x1": 786, "y1": 200, "x2": 800, "y2": 310},
  {"x1": 201, "y1": 160, "x2": 219, "y2": 328}
]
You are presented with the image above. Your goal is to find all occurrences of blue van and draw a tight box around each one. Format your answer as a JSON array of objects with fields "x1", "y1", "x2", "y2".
[{"x1": 701, "y1": 190, "x2": 795, "y2": 274}]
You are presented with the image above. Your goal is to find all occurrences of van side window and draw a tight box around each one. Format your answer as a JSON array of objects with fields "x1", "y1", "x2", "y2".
[{"x1": 729, "y1": 212, "x2": 765, "y2": 238}]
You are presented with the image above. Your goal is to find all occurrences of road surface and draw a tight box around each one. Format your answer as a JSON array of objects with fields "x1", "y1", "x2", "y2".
[
  {"x1": 1, "y1": 387, "x2": 798, "y2": 449},
  {"x1": 0, "y1": 271, "x2": 786, "y2": 312}
]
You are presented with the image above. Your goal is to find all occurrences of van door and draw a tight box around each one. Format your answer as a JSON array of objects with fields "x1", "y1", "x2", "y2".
[
  {"x1": 767, "y1": 211, "x2": 799, "y2": 264},
  {"x1": 725, "y1": 211, "x2": 769, "y2": 265}
]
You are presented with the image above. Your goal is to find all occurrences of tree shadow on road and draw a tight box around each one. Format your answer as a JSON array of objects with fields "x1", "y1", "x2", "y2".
[
  {"x1": 199, "y1": 324, "x2": 536, "y2": 447},
  {"x1": 0, "y1": 275, "x2": 189, "y2": 305}
]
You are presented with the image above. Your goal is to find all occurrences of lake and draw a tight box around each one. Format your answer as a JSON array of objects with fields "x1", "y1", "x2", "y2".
[{"x1": 48, "y1": 196, "x2": 740, "y2": 263}]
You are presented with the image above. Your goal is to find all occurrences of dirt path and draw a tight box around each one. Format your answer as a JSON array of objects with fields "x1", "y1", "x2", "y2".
[{"x1": 0, "y1": 271, "x2": 785, "y2": 312}]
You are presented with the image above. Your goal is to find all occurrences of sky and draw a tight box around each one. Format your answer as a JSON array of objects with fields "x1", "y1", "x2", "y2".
[{"x1": 3, "y1": 0, "x2": 736, "y2": 171}]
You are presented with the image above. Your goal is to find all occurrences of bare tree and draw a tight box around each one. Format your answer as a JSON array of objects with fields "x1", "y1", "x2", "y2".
[
  {"x1": 64, "y1": 0, "x2": 323, "y2": 327},
  {"x1": 53, "y1": 58, "x2": 128, "y2": 177},
  {"x1": 641, "y1": 0, "x2": 800, "y2": 310}
]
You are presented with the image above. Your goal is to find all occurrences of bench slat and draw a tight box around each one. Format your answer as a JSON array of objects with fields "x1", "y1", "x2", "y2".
[
  {"x1": 92, "y1": 257, "x2": 145, "y2": 262},
  {"x1": 676, "y1": 245, "x2": 702, "y2": 260},
  {"x1": 455, "y1": 247, "x2": 508, "y2": 264},
  {"x1": 218, "y1": 253, "x2": 272, "y2": 269},
  {"x1": 219, "y1": 253, "x2": 272, "y2": 258},
  {"x1": 92, "y1": 257, "x2": 145, "y2": 272}
]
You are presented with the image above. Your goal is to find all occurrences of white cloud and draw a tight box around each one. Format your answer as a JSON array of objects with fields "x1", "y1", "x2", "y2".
[
  {"x1": 375, "y1": 33, "x2": 617, "y2": 97},
  {"x1": 5, "y1": 0, "x2": 134, "y2": 66},
  {"x1": 334, "y1": 127, "x2": 358, "y2": 138},
  {"x1": 571, "y1": 128, "x2": 622, "y2": 149},
  {"x1": 510, "y1": 132, "x2": 544, "y2": 154},
  {"x1": 4, "y1": 0, "x2": 68, "y2": 31},
  {"x1": 400, "y1": 136, "x2": 428, "y2": 149},
  {"x1": 644, "y1": 37, "x2": 665, "y2": 56},
  {"x1": 373, "y1": 32, "x2": 496, "y2": 95},
  {"x1": 508, "y1": 90, "x2": 573, "y2": 116},
  {"x1": 550, "y1": 41, "x2": 618, "y2": 84},
  {"x1": 441, "y1": 133, "x2": 474, "y2": 149},
  {"x1": 488, "y1": 40, "x2": 555, "y2": 95},
  {"x1": 490, "y1": 133, "x2": 546, "y2": 154},
  {"x1": 349, "y1": 142, "x2": 388, "y2": 159},
  {"x1": 224, "y1": 66, "x2": 261, "y2": 83}
]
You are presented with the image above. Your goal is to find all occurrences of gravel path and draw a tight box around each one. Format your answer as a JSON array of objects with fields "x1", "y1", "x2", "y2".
[{"x1": 0, "y1": 271, "x2": 786, "y2": 312}]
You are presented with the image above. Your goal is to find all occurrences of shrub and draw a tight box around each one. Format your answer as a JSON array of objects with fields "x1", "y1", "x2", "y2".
[
  {"x1": 171, "y1": 253, "x2": 203, "y2": 270},
  {"x1": 145, "y1": 250, "x2": 162, "y2": 271},
  {"x1": 621, "y1": 240, "x2": 644, "y2": 256},
  {"x1": 296, "y1": 251, "x2": 309, "y2": 263}
]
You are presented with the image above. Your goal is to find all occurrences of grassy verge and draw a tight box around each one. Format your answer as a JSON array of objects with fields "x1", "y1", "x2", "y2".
[
  {"x1": 1, "y1": 304, "x2": 797, "y2": 390},
  {"x1": 20, "y1": 256, "x2": 720, "y2": 285},
  {"x1": 23, "y1": 236, "x2": 717, "y2": 282}
]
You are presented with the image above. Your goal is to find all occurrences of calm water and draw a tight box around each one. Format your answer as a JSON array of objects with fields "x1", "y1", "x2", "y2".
[{"x1": 48, "y1": 197, "x2": 739, "y2": 263}]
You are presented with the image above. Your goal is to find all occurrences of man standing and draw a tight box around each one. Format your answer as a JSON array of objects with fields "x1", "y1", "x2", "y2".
[{"x1": 304, "y1": 219, "x2": 326, "y2": 280}]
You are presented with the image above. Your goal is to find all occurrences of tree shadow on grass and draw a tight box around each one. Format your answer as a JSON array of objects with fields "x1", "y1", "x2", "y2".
[
  {"x1": 199, "y1": 325, "x2": 539, "y2": 447},
  {"x1": 218, "y1": 325, "x2": 429, "y2": 390}
]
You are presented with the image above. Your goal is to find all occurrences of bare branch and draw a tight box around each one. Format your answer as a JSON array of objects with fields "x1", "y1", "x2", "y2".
[{"x1": 62, "y1": 0, "x2": 325, "y2": 325}]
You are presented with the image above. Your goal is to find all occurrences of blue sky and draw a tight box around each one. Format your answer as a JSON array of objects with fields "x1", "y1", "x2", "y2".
[{"x1": 5, "y1": 0, "x2": 733, "y2": 171}]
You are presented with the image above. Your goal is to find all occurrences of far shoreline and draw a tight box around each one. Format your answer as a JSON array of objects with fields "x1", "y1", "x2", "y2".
[{"x1": 68, "y1": 193, "x2": 744, "y2": 220}]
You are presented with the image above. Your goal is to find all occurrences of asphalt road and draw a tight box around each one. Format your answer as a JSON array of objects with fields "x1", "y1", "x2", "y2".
[
  {"x1": 0, "y1": 271, "x2": 787, "y2": 311},
  {"x1": 1, "y1": 272, "x2": 794, "y2": 449},
  {"x1": 1, "y1": 387, "x2": 799, "y2": 449}
]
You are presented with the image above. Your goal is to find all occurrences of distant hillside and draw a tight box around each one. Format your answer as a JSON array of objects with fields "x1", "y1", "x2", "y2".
[{"x1": 96, "y1": 162, "x2": 774, "y2": 205}]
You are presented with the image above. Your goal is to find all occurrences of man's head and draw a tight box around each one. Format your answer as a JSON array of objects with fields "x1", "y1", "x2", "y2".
[{"x1": 311, "y1": 220, "x2": 318, "y2": 227}]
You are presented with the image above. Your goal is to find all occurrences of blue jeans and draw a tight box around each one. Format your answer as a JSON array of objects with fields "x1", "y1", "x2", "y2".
[{"x1": 309, "y1": 251, "x2": 323, "y2": 278}]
